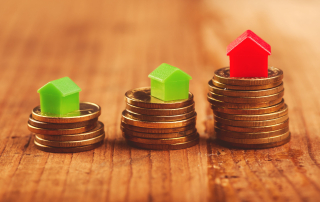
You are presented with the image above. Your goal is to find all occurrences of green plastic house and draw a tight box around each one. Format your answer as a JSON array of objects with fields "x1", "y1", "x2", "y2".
[
  {"x1": 148, "y1": 63, "x2": 192, "y2": 101},
  {"x1": 37, "y1": 77, "x2": 81, "y2": 115}
]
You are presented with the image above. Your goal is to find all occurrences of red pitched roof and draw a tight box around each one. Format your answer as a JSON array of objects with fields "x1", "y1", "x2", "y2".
[{"x1": 227, "y1": 30, "x2": 271, "y2": 55}]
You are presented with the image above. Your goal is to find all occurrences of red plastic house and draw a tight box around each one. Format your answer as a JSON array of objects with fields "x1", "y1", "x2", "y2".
[{"x1": 227, "y1": 30, "x2": 271, "y2": 78}]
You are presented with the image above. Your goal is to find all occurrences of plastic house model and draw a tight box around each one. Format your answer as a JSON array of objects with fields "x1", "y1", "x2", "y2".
[
  {"x1": 148, "y1": 63, "x2": 192, "y2": 101},
  {"x1": 227, "y1": 30, "x2": 271, "y2": 77},
  {"x1": 37, "y1": 77, "x2": 81, "y2": 115}
]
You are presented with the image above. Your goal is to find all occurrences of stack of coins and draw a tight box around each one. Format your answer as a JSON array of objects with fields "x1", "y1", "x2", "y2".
[
  {"x1": 121, "y1": 87, "x2": 199, "y2": 150},
  {"x1": 28, "y1": 102, "x2": 104, "y2": 153},
  {"x1": 207, "y1": 67, "x2": 290, "y2": 149}
]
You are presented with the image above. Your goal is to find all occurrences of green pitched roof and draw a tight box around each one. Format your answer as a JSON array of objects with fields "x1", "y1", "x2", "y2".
[
  {"x1": 148, "y1": 63, "x2": 192, "y2": 83},
  {"x1": 37, "y1": 77, "x2": 81, "y2": 97}
]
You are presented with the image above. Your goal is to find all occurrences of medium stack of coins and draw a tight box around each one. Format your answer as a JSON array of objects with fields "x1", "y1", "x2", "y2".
[
  {"x1": 28, "y1": 102, "x2": 104, "y2": 153},
  {"x1": 121, "y1": 87, "x2": 199, "y2": 150},
  {"x1": 207, "y1": 67, "x2": 290, "y2": 149}
]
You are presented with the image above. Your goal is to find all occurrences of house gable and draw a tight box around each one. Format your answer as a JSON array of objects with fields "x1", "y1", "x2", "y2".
[
  {"x1": 227, "y1": 30, "x2": 271, "y2": 56},
  {"x1": 166, "y1": 70, "x2": 192, "y2": 82},
  {"x1": 228, "y1": 38, "x2": 269, "y2": 56},
  {"x1": 148, "y1": 63, "x2": 192, "y2": 83},
  {"x1": 37, "y1": 77, "x2": 81, "y2": 97},
  {"x1": 37, "y1": 83, "x2": 63, "y2": 97}
]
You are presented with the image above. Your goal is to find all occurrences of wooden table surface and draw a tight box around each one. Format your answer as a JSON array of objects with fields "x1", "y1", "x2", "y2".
[{"x1": 1, "y1": 0, "x2": 320, "y2": 201}]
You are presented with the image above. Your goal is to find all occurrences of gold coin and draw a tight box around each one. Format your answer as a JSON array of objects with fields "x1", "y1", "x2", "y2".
[
  {"x1": 36, "y1": 122, "x2": 104, "y2": 141},
  {"x1": 121, "y1": 110, "x2": 197, "y2": 128},
  {"x1": 213, "y1": 67, "x2": 283, "y2": 86},
  {"x1": 123, "y1": 109, "x2": 195, "y2": 122},
  {"x1": 215, "y1": 119, "x2": 289, "y2": 133},
  {"x1": 123, "y1": 131, "x2": 198, "y2": 144},
  {"x1": 215, "y1": 115, "x2": 288, "y2": 127},
  {"x1": 126, "y1": 103, "x2": 195, "y2": 116},
  {"x1": 125, "y1": 87, "x2": 194, "y2": 109},
  {"x1": 121, "y1": 122, "x2": 196, "y2": 133},
  {"x1": 32, "y1": 102, "x2": 101, "y2": 123},
  {"x1": 216, "y1": 131, "x2": 290, "y2": 144},
  {"x1": 212, "y1": 79, "x2": 283, "y2": 90},
  {"x1": 35, "y1": 133, "x2": 105, "y2": 147},
  {"x1": 217, "y1": 133, "x2": 290, "y2": 149},
  {"x1": 208, "y1": 81, "x2": 284, "y2": 97},
  {"x1": 28, "y1": 115, "x2": 98, "y2": 129},
  {"x1": 211, "y1": 99, "x2": 285, "y2": 115},
  {"x1": 208, "y1": 90, "x2": 284, "y2": 103},
  {"x1": 208, "y1": 96, "x2": 282, "y2": 109},
  {"x1": 34, "y1": 140, "x2": 103, "y2": 153},
  {"x1": 127, "y1": 135, "x2": 199, "y2": 150},
  {"x1": 214, "y1": 104, "x2": 288, "y2": 121},
  {"x1": 215, "y1": 127, "x2": 289, "y2": 139},
  {"x1": 28, "y1": 122, "x2": 97, "y2": 135},
  {"x1": 121, "y1": 126, "x2": 196, "y2": 138}
]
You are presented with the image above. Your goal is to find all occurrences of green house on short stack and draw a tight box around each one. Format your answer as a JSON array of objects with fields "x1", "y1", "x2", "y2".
[
  {"x1": 37, "y1": 77, "x2": 81, "y2": 115},
  {"x1": 148, "y1": 63, "x2": 192, "y2": 101}
]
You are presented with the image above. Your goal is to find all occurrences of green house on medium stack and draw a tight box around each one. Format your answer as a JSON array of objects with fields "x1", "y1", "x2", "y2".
[
  {"x1": 148, "y1": 63, "x2": 192, "y2": 101},
  {"x1": 37, "y1": 77, "x2": 81, "y2": 115}
]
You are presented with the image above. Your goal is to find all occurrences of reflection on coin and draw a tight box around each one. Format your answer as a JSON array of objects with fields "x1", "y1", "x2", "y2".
[
  {"x1": 216, "y1": 131, "x2": 290, "y2": 144},
  {"x1": 121, "y1": 122, "x2": 196, "y2": 134},
  {"x1": 209, "y1": 81, "x2": 284, "y2": 97},
  {"x1": 35, "y1": 133, "x2": 105, "y2": 147},
  {"x1": 121, "y1": 110, "x2": 197, "y2": 128},
  {"x1": 123, "y1": 132, "x2": 198, "y2": 144},
  {"x1": 124, "y1": 109, "x2": 195, "y2": 122},
  {"x1": 126, "y1": 103, "x2": 195, "y2": 116},
  {"x1": 34, "y1": 140, "x2": 103, "y2": 153},
  {"x1": 28, "y1": 115, "x2": 98, "y2": 129},
  {"x1": 208, "y1": 96, "x2": 282, "y2": 109},
  {"x1": 211, "y1": 99, "x2": 285, "y2": 115},
  {"x1": 36, "y1": 122, "x2": 104, "y2": 141},
  {"x1": 215, "y1": 115, "x2": 288, "y2": 127},
  {"x1": 28, "y1": 122, "x2": 97, "y2": 135},
  {"x1": 213, "y1": 67, "x2": 283, "y2": 86},
  {"x1": 214, "y1": 104, "x2": 288, "y2": 121},
  {"x1": 127, "y1": 135, "x2": 199, "y2": 150},
  {"x1": 215, "y1": 127, "x2": 289, "y2": 139},
  {"x1": 32, "y1": 102, "x2": 101, "y2": 123},
  {"x1": 208, "y1": 90, "x2": 284, "y2": 103},
  {"x1": 217, "y1": 133, "x2": 291, "y2": 149},
  {"x1": 121, "y1": 126, "x2": 196, "y2": 138},
  {"x1": 212, "y1": 79, "x2": 283, "y2": 90},
  {"x1": 215, "y1": 119, "x2": 289, "y2": 133},
  {"x1": 125, "y1": 87, "x2": 194, "y2": 109}
]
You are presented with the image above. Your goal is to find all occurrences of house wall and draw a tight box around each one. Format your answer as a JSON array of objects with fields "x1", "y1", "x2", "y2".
[
  {"x1": 165, "y1": 80, "x2": 189, "y2": 101},
  {"x1": 60, "y1": 93, "x2": 80, "y2": 115},
  {"x1": 229, "y1": 39, "x2": 269, "y2": 77},
  {"x1": 39, "y1": 94, "x2": 61, "y2": 115},
  {"x1": 150, "y1": 79, "x2": 165, "y2": 100}
]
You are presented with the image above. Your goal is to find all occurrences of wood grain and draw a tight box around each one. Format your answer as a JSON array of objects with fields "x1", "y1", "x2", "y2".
[{"x1": 0, "y1": 0, "x2": 320, "y2": 201}]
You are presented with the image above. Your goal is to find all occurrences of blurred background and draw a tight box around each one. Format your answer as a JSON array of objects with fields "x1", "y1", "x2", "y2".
[
  {"x1": 1, "y1": 0, "x2": 320, "y2": 130},
  {"x1": 1, "y1": 0, "x2": 320, "y2": 201}
]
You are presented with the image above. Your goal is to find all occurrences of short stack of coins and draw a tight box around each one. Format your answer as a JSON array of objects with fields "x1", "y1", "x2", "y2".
[
  {"x1": 207, "y1": 67, "x2": 290, "y2": 149},
  {"x1": 121, "y1": 87, "x2": 199, "y2": 150},
  {"x1": 28, "y1": 102, "x2": 105, "y2": 153}
]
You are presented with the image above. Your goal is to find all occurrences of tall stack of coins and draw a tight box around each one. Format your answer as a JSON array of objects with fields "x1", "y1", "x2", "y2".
[
  {"x1": 121, "y1": 87, "x2": 199, "y2": 150},
  {"x1": 28, "y1": 102, "x2": 104, "y2": 153},
  {"x1": 207, "y1": 67, "x2": 290, "y2": 149}
]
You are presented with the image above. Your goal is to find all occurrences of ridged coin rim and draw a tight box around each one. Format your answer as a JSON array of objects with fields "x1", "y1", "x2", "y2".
[
  {"x1": 34, "y1": 140, "x2": 103, "y2": 153},
  {"x1": 210, "y1": 99, "x2": 285, "y2": 115},
  {"x1": 31, "y1": 102, "x2": 101, "y2": 123},
  {"x1": 213, "y1": 67, "x2": 283, "y2": 86},
  {"x1": 214, "y1": 104, "x2": 288, "y2": 121},
  {"x1": 36, "y1": 121, "x2": 104, "y2": 141},
  {"x1": 125, "y1": 87, "x2": 194, "y2": 109}
]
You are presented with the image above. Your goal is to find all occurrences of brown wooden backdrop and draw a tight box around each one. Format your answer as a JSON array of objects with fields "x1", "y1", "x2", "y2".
[{"x1": 1, "y1": 0, "x2": 320, "y2": 201}]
